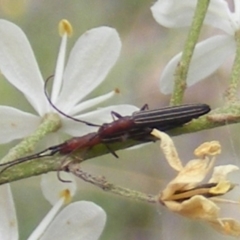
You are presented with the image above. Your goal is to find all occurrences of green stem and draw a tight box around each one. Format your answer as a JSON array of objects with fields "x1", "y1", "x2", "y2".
[
  {"x1": 170, "y1": 0, "x2": 210, "y2": 105},
  {"x1": 2, "y1": 103, "x2": 240, "y2": 184},
  {"x1": 68, "y1": 162, "x2": 157, "y2": 204},
  {"x1": 0, "y1": 113, "x2": 61, "y2": 164},
  {"x1": 225, "y1": 30, "x2": 240, "y2": 103}
]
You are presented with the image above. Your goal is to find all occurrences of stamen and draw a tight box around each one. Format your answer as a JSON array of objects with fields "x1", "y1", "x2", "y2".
[
  {"x1": 59, "y1": 189, "x2": 72, "y2": 204},
  {"x1": 58, "y1": 19, "x2": 73, "y2": 37}
]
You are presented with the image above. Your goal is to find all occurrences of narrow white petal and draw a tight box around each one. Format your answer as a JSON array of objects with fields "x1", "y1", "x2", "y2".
[
  {"x1": 74, "y1": 104, "x2": 140, "y2": 124},
  {"x1": 127, "y1": 142, "x2": 151, "y2": 150},
  {"x1": 0, "y1": 184, "x2": 18, "y2": 240},
  {"x1": 0, "y1": 106, "x2": 40, "y2": 143},
  {"x1": 41, "y1": 172, "x2": 76, "y2": 206},
  {"x1": 40, "y1": 201, "x2": 106, "y2": 240},
  {"x1": 234, "y1": 0, "x2": 240, "y2": 22},
  {"x1": 0, "y1": 20, "x2": 48, "y2": 115},
  {"x1": 57, "y1": 27, "x2": 121, "y2": 110},
  {"x1": 151, "y1": 0, "x2": 233, "y2": 33},
  {"x1": 59, "y1": 118, "x2": 97, "y2": 137},
  {"x1": 28, "y1": 198, "x2": 64, "y2": 240},
  {"x1": 69, "y1": 90, "x2": 117, "y2": 116},
  {"x1": 160, "y1": 35, "x2": 235, "y2": 94},
  {"x1": 62, "y1": 104, "x2": 139, "y2": 136}
]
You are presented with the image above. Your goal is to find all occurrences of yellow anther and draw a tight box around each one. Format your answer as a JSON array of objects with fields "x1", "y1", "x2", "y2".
[
  {"x1": 59, "y1": 189, "x2": 72, "y2": 204},
  {"x1": 58, "y1": 19, "x2": 73, "y2": 37}
]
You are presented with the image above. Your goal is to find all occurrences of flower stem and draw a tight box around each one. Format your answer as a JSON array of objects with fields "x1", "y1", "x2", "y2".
[
  {"x1": 0, "y1": 113, "x2": 61, "y2": 164},
  {"x1": 225, "y1": 30, "x2": 240, "y2": 103},
  {"x1": 170, "y1": 0, "x2": 210, "y2": 105},
  {"x1": 3, "y1": 103, "x2": 240, "y2": 184},
  {"x1": 68, "y1": 163, "x2": 157, "y2": 204}
]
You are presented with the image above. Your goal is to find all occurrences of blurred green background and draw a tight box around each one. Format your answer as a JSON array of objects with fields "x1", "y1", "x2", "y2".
[{"x1": 0, "y1": 0, "x2": 240, "y2": 239}]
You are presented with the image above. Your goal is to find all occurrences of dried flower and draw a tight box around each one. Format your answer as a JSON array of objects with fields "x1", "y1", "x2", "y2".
[{"x1": 151, "y1": 129, "x2": 240, "y2": 237}]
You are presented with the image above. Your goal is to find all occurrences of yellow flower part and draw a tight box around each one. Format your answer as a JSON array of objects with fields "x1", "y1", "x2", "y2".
[
  {"x1": 58, "y1": 19, "x2": 73, "y2": 37},
  {"x1": 151, "y1": 129, "x2": 240, "y2": 237},
  {"x1": 59, "y1": 189, "x2": 72, "y2": 204},
  {"x1": 151, "y1": 129, "x2": 183, "y2": 171}
]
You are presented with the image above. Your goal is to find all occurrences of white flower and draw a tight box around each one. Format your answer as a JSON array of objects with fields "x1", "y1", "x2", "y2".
[
  {"x1": 0, "y1": 19, "x2": 138, "y2": 144},
  {"x1": 152, "y1": 129, "x2": 240, "y2": 237},
  {"x1": 0, "y1": 175, "x2": 106, "y2": 240},
  {"x1": 151, "y1": 0, "x2": 239, "y2": 94},
  {"x1": 0, "y1": 184, "x2": 18, "y2": 239},
  {"x1": 37, "y1": 201, "x2": 106, "y2": 240}
]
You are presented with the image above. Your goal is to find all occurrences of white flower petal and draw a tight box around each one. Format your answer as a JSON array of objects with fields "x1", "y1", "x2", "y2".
[
  {"x1": 0, "y1": 20, "x2": 48, "y2": 115},
  {"x1": 151, "y1": 0, "x2": 198, "y2": 28},
  {"x1": 160, "y1": 35, "x2": 236, "y2": 94},
  {"x1": 60, "y1": 118, "x2": 94, "y2": 137},
  {"x1": 204, "y1": 0, "x2": 235, "y2": 34},
  {"x1": 0, "y1": 184, "x2": 18, "y2": 240},
  {"x1": 40, "y1": 201, "x2": 106, "y2": 240},
  {"x1": 151, "y1": 0, "x2": 233, "y2": 33},
  {"x1": 209, "y1": 165, "x2": 239, "y2": 183},
  {"x1": 57, "y1": 27, "x2": 121, "y2": 110},
  {"x1": 41, "y1": 172, "x2": 76, "y2": 205},
  {"x1": 69, "y1": 90, "x2": 117, "y2": 116},
  {"x1": 62, "y1": 104, "x2": 139, "y2": 136},
  {"x1": 75, "y1": 104, "x2": 140, "y2": 124},
  {"x1": 234, "y1": 0, "x2": 240, "y2": 24},
  {"x1": 0, "y1": 106, "x2": 40, "y2": 143},
  {"x1": 127, "y1": 142, "x2": 151, "y2": 150}
]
